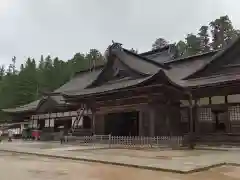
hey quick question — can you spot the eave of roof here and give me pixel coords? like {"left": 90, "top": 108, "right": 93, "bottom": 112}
{"left": 139, "top": 45, "right": 170, "bottom": 56}
{"left": 123, "top": 48, "right": 171, "bottom": 70}
{"left": 165, "top": 50, "right": 219, "bottom": 65}
{"left": 73, "top": 64, "right": 105, "bottom": 77}
{"left": 184, "top": 37, "right": 240, "bottom": 79}
{"left": 62, "top": 68, "right": 185, "bottom": 98}
{"left": 2, "top": 100, "right": 40, "bottom": 114}
{"left": 2, "top": 67, "right": 104, "bottom": 114}
{"left": 181, "top": 71, "right": 240, "bottom": 87}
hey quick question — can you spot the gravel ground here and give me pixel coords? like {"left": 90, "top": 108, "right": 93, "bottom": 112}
{"left": 0, "top": 152, "right": 239, "bottom": 180}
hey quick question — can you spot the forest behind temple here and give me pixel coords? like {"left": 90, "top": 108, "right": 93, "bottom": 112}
{"left": 0, "top": 15, "right": 239, "bottom": 121}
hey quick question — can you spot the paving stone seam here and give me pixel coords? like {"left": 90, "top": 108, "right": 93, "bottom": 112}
{"left": 0, "top": 149, "right": 233, "bottom": 174}
{"left": 195, "top": 148, "right": 230, "bottom": 152}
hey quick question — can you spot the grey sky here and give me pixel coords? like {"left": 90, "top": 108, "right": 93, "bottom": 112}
{"left": 0, "top": 0, "right": 238, "bottom": 67}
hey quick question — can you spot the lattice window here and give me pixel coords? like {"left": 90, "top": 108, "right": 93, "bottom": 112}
{"left": 229, "top": 105, "right": 240, "bottom": 121}
{"left": 180, "top": 109, "right": 189, "bottom": 122}
{"left": 198, "top": 108, "right": 213, "bottom": 121}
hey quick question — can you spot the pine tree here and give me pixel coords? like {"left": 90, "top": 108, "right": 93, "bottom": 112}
{"left": 152, "top": 38, "right": 169, "bottom": 50}
{"left": 210, "top": 15, "right": 239, "bottom": 50}
{"left": 185, "top": 34, "right": 201, "bottom": 56}
{"left": 198, "top": 25, "right": 210, "bottom": 52}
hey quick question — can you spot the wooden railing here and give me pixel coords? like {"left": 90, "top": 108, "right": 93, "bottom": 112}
{"left": 66, "top": 135, "right": 183, "bottom": 148}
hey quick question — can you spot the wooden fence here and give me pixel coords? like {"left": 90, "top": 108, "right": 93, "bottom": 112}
{"left": 66, "top": 135, "right": 183, "bottom": 149}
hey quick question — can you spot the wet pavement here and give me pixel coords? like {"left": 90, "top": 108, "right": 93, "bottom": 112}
{"left": 0, "top": 152, "right": 240, "bottom": 180}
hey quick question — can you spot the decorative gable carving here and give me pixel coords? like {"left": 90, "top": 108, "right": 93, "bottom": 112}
{"left": 91, "top": 58, "right": 144, "bottom": 87}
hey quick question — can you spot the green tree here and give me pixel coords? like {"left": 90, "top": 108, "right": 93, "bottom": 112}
{"left": 198, "top": 25, "right": 210, "bottom": 53}
{"left": 152, "top": 38, "right": 169, "bottom": 50}
{"left": 185, "top": 34, "right": 201, "bottom": 56}
{"left": 0, "top": 65, "right": 5, "bottom": 80}
{"left": 86, "top": 49, "right": 104, "bottom": 70}
{"left": 174, "top": 41, "right": 188, "bottom": 57}
{"left": 14, "top": 58, "right": 38, "bottom": 105}
{"left": 210, "top": 15, "right": 239, "bottom": 50}
{"left": 129, "top": 48, "right": 138, "bottom": 54}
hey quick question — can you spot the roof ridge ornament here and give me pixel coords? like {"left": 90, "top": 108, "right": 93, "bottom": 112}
{"left": 111, "top": 40, "right": 123, "bottom": 49}
{"left": 104, "top": 41, "right": 123, "bottom": 61}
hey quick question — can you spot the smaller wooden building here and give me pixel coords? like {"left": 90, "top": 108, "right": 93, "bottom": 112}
{"left": 2, "top": 67, "right": 103, "bottom": 139}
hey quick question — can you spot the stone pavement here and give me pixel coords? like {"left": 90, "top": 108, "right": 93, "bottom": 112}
{"left": 1, "top": 140, "right": 240, "bottom": 174}
{"left": 2, "top": 151, "right": 240, "bottom": 180}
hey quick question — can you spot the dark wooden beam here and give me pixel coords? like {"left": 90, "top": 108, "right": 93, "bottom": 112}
{"left": 65, "top": 84, "right": 164, "bottom": 102}
{"left": 225, "top": 96, "right": 228, "bottom": 104}
{"left": 96, "top": 93, "right": 162, "bottom": 103}
{"left": 96, "top": 103, "right": 147, "bottom": 113}
{"left": 65, "top": 82, "right": 186, "bottom": 103}
{"left": 191, "top": 82, "right": 240, "bottom": 98}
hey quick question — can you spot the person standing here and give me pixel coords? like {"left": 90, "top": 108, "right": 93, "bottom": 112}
{"left": 60, "top": 129, "right": 65, "bottom": 144}
{"left": 22, "top": 128, "right": 27, "bottom": 140}
{"left": 0, "top": 130, "right": 3, "bottom": 142}
{"left": 8, "top": 129, "right": 13, "bottom": 142}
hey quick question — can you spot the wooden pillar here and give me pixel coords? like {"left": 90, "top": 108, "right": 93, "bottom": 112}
{"left": 91, "top": 109, "right": 96, "bottom": 135}
{"left": 149, "top": 108, "right": 155, "bottom": 137}
{"left": 138, "top": 110, "right": 143, "bottom": 136}
{"left": 194, "top": 99, "right": 199, "bottom": 135}
{"left": 166, "top": 101, "right": 171, "bottom": 136}
{"left": 225, "top": 95, "right": 231, "bottom": 133}
{"left": 188, "top": 93, "right": 195, "bottom": 149}
{"left": 138, "top": 107, "right": 150, "bottom": 136}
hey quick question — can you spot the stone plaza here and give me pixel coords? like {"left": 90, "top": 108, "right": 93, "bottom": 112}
{"left": 1, "top": 140, "right": 240, "bottom": 179}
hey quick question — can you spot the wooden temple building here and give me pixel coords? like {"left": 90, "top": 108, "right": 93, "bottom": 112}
{"left": 4, "top": 37, "right": 240, "bottom": 143}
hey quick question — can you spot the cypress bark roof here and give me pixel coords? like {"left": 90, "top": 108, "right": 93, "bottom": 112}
{"left": 5, "top": 37, "right": 240, "bottom": 114}
{"left": 2, "top": 100, "right": 41, "bottom": 113}
{"left": 62, "top": 43, "right": 182, "bottom": 98}
{"left": 2, "top": 68, "right": 102, "bottom": 113}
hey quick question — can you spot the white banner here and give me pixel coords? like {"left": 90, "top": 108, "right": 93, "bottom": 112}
{"left": 31, "top": 109, "right": 92, "bottom": 120}
{"left": 45, "top": 119, "right": 49, "bottom": 127}
{"left": 50, "top": 119, "right": 54, "bottom": 127}
{"left": 33, "top": 120, "right": 38, "bottom": 128}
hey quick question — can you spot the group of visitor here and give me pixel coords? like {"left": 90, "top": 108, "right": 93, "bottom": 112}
{"left": 0, "top": 129, "right": 13, "bottom": 142}
{"left": 22, "top": 128, "right": 40, "bottom": 140}
{"left": 0, "top": 128, "right": 36, "bottom": 142}
{"left": 60, "top": 128, "right": 70, "bottom": 144}
{"left": 0, "top": 127, "right": 69, "bottom": 143}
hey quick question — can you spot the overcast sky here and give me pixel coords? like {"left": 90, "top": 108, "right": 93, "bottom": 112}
{"left": 0, "top": 0, "right": 239, "bottom": 67}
